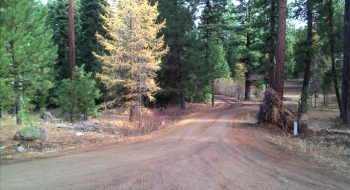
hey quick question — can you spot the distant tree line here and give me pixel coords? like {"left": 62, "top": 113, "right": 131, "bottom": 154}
{"left": 1, "top": 0, "right": 349, "bottom": 124}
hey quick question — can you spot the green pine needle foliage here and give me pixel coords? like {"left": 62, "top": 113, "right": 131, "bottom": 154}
{"left": 300, "top": 87, "right": 312, "bottom": 113}
{"left": 0, "top": 80, "right": 15, "bottom": 113}
{"left": 53, "top": 65, "right": 101, "bottom": 123}
{"left": 0, "top": 0, "right": 57, "bottom": 124}
{"left": 19, "top": 126, "right": 41, "bottom": 140}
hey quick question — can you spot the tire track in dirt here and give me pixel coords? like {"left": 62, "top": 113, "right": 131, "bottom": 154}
{"left": 1, "top": 104, "right": 349, "bottom": 190}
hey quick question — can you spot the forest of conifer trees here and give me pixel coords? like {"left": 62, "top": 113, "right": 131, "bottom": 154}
{"left": 0, "top": 0, "right": 349, "bottom": 124}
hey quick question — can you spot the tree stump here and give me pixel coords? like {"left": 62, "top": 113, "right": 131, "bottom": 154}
{"left": 257, "top": 89, "right": 307, "bottom": 133}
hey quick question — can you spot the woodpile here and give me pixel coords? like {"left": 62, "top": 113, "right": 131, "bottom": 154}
{"left": 257, "top": 89, "right": 307, "bottom": 133}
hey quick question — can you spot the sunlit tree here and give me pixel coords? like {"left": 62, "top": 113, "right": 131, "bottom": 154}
{"left": 94, "top": 0, "right": 168, "bottom": 122}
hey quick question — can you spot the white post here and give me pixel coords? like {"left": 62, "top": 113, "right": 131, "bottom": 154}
{"left": 294, "top": 121, "right": 298, "bottom": 135}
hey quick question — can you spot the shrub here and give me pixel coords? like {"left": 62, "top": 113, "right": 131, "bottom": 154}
{"left": 203, "top": 85, "right": 212, "bottom": 103}
{"left": 15, "top": 125, "right": 46, "bottom": 141}
{"left": 53, "top": 65, "right": 101, "bottom": 123}
{"left": 19, "top": 126, "right": 40, "bottom": 139}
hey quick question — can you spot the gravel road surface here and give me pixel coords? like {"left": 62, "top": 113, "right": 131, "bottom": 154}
{"left": 1, "top": 106, "right": 349, "bottom": 190}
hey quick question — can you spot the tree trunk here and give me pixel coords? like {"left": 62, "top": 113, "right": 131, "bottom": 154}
{"left": 257, "top": 89, "right": 308, "bottom": 133}
{"left": 269, "top": 0, "right": 276, "bottom": 88}
{"left": 341, "top": 0, "right": 350, "bottom": 123}
{"left": 83, "top": 108, "right": 88, "bottom": 121}
{"left": 129, "top": 107, "right": 135, "bottom": 122}
{"left": 180, "top": 90, "right": 186, "bottom": 109}
{"left": 275, "top": 0, "right": 287, "bottom": 100}
{"left": 15, "top": 74, "right": 22, "bottom": 125}
{"left": 245, "top": 30, "right": 251, "bottom": 100}
{"left": 176, "top": 26, "right": 186, "bottom": 110}
{"left": 69, "top": 0, "right": 75, "bottom": 80}
{"left": 328, "top": 0, "right": 343, "bottom": 117}
{"left": 301, "top": 1, "right": 312, "bottom": 113}
{"left": 10, "top": 40, "right": 22, "bottom": 125}
{"left": 244, "top": 71, "right": 251, "bottom": 100}
{"left": 69, "top": 110, "right": 73, "bottom": 123}
{"left": 211, "top": 79, "right": 215, "bottom": 106}
{"left": 269, "top": 65, "right": 275, "bottom": 89}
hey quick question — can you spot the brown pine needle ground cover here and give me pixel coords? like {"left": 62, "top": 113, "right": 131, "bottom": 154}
{"left": 1, "top": 79, "right": 349, "bottom": 173}
{"left": 238, "top": 79, "right": 350, "bottom": 173}
{"left": 237, "top": 109, "right": 350, "bottom": 173}
{"left": 0, "top": 102, "right": 225, "bottom": 165}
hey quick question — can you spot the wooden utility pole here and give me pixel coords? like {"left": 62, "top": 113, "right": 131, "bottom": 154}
{"left": 275, "top": 0, "right": 287, "bottom": 99}
{"left": 69, "top": 0, "right": 75, "bottom": 80}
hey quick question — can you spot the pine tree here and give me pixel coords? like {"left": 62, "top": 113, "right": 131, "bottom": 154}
{"left": 46, "top": 0, "right": 81, "bottom": 80}
{"left": 0, "top": 0, "right": 57, "bottom": 124}
{"left": 268, "top": 0, "right": 278, "bottom": 87}
{"left": 153, "top": 0, "right": 199, "bottom": 109}
{"left": 302, "top": 0, "right": 315, "bottom": 113}
{"left": 232, "top": 0, "right": 263, "bottom": 100}
{"left": 275, "top": 0, "right": 287, "bottom": 99}
{"left": 316, "top": 0, "right": 344, "bottom": 115}
{"left": 54, "top": 65, "right": 101, "bottom": 123}
{"left": 198, "top": 0, "right": 230, "bottom": 41}
{"left": 94, "top": 0, "right": 168, "bottom": 122}
{"left": 68, "top": 0, "right": 76, "bottom": 79}
{"left": 206, "top": 37, "right": 231, "bottom": 106}
{"left": 341, "top": 0, "right": 350, "bottom": 123}
{"left": 198, "top": 0, "right": 233, "bottom": 104}
{"left": 249, "top": 0, "right": 278, "bottom": 88}
{"left": 0, "top": 75, "right": 14, "bottom": 118}
{"left": 76, "top": 0, "right": 109, "bottom": 75}
{"left": 0, "top": 32, "right": 15, "bottom": 117}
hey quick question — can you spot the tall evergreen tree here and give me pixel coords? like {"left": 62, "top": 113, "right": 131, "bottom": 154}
{"left": 198, "top": 0, "right": 230, "bottom": 41}
{"left": 268, "top": 0, "right": 278, "bottom": 87}
{"left": 76, "top": 0, "right": 109, "bottom": 75}
{"left": 292, "top": 0, "right": 315, "bottom": 112}
{"left": 153, "top": 0, "right": 199, "bottom": 109}
{"left": 198, "top": 0, "right": 233, "bottom": 104}
{"left": 302, "top": 0, "right": 314, "bottom": 105}
{"left": 94, "top": 0, "right": 168, "bottom": 122}
{"left": 232, "top": 0, "right": 262, "bottom": 100}
{"left": 0, "top": 0, "right": 57, "bottom": 124}
{"left": 46, "top": 0, "right": 70, "bottom": 79}
{"left": 207, "top": 37, "right": 231, "bottom": 106}
{"left": 341, "top": 0, "right": 350, "bottom": 123}
{"left": 252, "top": 0, "right": 278, "bottom": 88}
{"left": 0, "top": 44, "right": 15, "bottom": 117}
{"left": 275, "top": 0, "right": 287, "bottom": 99}
{"left": 54, "top": 65, "right": 101, "bottom": 123}
{"left": 317, "top": 0, "right": 344, "bottom": 115}
{"left": 68, "top": 0, "right": 76, "bottom": 79}
{"left": 46, "top": 0, "right": 81, "bottom": 80}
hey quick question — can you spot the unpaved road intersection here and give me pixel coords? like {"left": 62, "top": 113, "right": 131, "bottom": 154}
{"left": 1, "top": 105, "right": 349, "bottom": 189}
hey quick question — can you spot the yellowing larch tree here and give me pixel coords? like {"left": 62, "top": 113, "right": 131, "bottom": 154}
{"left": 94, "top": 0, "right": 168, "bottom": 122}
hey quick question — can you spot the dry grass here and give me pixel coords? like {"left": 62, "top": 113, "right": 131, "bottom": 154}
{"left": 239, "top": 108, "right": 350, "bottom": 172}
{"left": 97, "top": 104, "right": 208, "bottom": 137}
{"left": 0, "top": 115, "right": 123, "bottom": 163}
{"left": 0, "top": 103, "right": 214, "bottom": 164}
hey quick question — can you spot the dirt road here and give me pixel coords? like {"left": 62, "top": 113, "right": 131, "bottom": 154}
{"left": 1, "top": 105, "right": 349, "bottom": 190}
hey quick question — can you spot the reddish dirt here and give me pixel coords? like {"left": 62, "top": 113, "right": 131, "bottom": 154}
{"left": 1, "top": 97, "right": 349, "bottom": 189}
